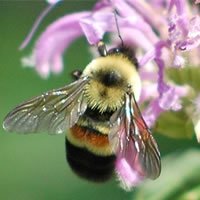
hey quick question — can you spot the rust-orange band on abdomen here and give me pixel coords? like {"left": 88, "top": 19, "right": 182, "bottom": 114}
{"left": 70, "top": 125, "right": 110, "bottom": 147}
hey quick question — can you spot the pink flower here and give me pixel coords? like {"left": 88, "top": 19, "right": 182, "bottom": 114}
{"left": 19, "top": 0, "right": 200, "bottom": 190}
{"left": 195, "top": 0, "right": 200, "bottom": 4}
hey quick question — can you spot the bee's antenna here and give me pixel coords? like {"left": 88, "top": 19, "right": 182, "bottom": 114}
{"left": 114, "top": 10, "right": 124, "bottom": 47}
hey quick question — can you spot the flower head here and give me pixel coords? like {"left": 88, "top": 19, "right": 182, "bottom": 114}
{"left": 20, "top": 0, "right": 200, "bottom": 190}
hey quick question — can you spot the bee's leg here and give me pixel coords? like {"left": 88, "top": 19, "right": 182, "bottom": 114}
{"left": 71, "top": 70, "right": 83, "bottom": 80}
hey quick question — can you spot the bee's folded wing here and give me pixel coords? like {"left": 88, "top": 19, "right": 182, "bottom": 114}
{"left": 3, "top": 77, "right": 89, "bottom": 134}
{"left": 109, "top": 92, "right": 161, "bottom": 181}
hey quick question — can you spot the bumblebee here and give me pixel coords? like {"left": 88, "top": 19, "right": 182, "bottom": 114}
{"left": 3, "top": 41, "right": 161, "bottom": 184}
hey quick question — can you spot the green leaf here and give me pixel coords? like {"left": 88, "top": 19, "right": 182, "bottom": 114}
{"left": 177, "top": 185, "right": 200, "bottom": 200}
{"left": 168, "top": 67, "right": 200, "bottom": 92}
{"left": 134, "top": 149, "right": 200, "bottom": 200}
{"left": 154, "top": 109, "right": 194, "bottom": 139}
{"left": 154, "top": 66, "right": 200, "bottom": 139}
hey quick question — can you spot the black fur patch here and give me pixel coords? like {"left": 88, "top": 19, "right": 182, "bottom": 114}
{"left": 65, "top": 139, "right": 116, "bottom": 182}
{"left": 96, "top": 70, "right": 124, "bottom": 87}
{"left": 108, "top": 45, "right": 138, "bottom": 69}
{"left": 83, "top": 107, "right": 114, "bottom": 121}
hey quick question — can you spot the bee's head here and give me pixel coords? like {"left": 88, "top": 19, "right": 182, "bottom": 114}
{"left": 83, "top": 41, "right": 140, "bottom": 90}
{"left": 82, "top": 42, "right": 141, "bottom": 112}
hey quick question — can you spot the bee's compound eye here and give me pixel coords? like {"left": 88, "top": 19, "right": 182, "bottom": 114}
{"left": 108, "top": 48, "right": 121, "bottom": 54}
{"left": 115, "top": 48, "right": 120, "bottom": 53}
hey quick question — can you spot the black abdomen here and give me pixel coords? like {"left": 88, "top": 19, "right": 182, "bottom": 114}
{"left": 65, "top": 139, "right": 116, "bottom": 182}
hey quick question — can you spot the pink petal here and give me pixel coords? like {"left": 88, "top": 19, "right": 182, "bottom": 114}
{"left": 20, "top": 4, "right": 56, "bottom": 50}
{"left": 119, "top": 17, "right": 158, "bottom": 47}
{"left": 139, "top": 83, "right": 158, "bottom": 104}
{"left": 116, "top": 157, "right": 143, "bottom": 191}
{"left": 168, "top": 0, "right": 189, "bottom": 37}
{"left": 80, "top": 7, "right": 158, "bottom": 48}
{"left": 143, "top": 99, "right": 163, "bottom": 127}
{"left": 92, "top": 0, "right": 112, "bottom": 11}
{"left": 143, "top": 85, "right": 188, "bottom": 127}
{"left": 139, "top": 48, "right": 155, "bottom": 67}
{"left": 111, "top": 0, "right": 140, "bottom": 17}
{"left": 112, "top": 0, "right": 159, "bottom": 43}
{"left": 50, "top": 54, "right": 63, "bottom": 74}
{"left": 195, "top": 0, "right": 200, "bottom": 4}
{"left": 80, "top": 0, "right": 158, "bottom": 48}
{"left": 168, "top": 0, "right": 187, "bottom": 16}
{"left": 107, "top": 0, "right": 159, "bottom": 44}
{"left": 128, "top": 0, "right": 167, "bottom": 34}
{"left": 34, "top": 12, "right": 90, "bottom": 78}
{"left": 114, "top": 127, "right": 144, "bottom": 190}
{"left": 159, "top": 86, "right": 189, "bottom": 111}
{"left": 80, "top": 11, "right": 114, "bottom": 45}
{"left": 159, "top": 87, "right": 181, "bottom": 111}
{"left": 154, "top": 41, "right": 170, "bottom": 96}
{"left": 119, "top": 28, "right": 154, "bottom": 51}
{"left": 176, "top": 17, "right": 200, "bottom": 51}
{"left": 172, "top": 53, "right": 185, "bottom": 68}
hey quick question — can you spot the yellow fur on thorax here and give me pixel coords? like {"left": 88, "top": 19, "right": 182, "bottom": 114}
{"left": 82, "top": 54, "right": 141, "bottom": 112}
{"left": 84, "top": 81, "right": 124, "bottom": 112}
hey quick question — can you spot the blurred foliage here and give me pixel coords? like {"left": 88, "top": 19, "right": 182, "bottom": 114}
{"left": 155, "top": 109, "right": 194, "bottom": 139}
{"left": 178, "top": 185, "right": 200, "bottom": 200}
{"left": 0, "top": 1, "right": 200, "bottom": 200}
{"left": 168, "top": 67, "right": 200, "bottom": 92}
{"left": 135, "top": 149, "right": 200, "bottom": 200}
{"left": 155, "top": 66, "right": 200, "bottom": 140}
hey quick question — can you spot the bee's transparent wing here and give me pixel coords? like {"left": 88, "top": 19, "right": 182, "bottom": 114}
{"left": 109, "top": 93, "right": 161, "bottom": 180}
{"left": 3, "top": 77, "right": 89, "bottom": 134}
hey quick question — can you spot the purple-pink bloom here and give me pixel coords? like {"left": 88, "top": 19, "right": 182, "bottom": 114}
{"left": 116, "top": 155, "right": 144, "bottom": 191}
{"left": 143, "top": 99, "right": 163, "bottom": 128}
{"left": 80, "top": 11, "right": 114, "bottom": 45}
{"left": 109, "top": 117, "right": 145, "bottom": 191}
{"left": 34, "top": 12, "right": 90, "bottom": 78}
{"left": 20, "top": 0, "right": 200, "bottom": 189}
{"left": 22, "top": 12, "right": 90, "bottom": 78}
{"left": 20, "top": 0, "right": 62, "bottom": 50}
